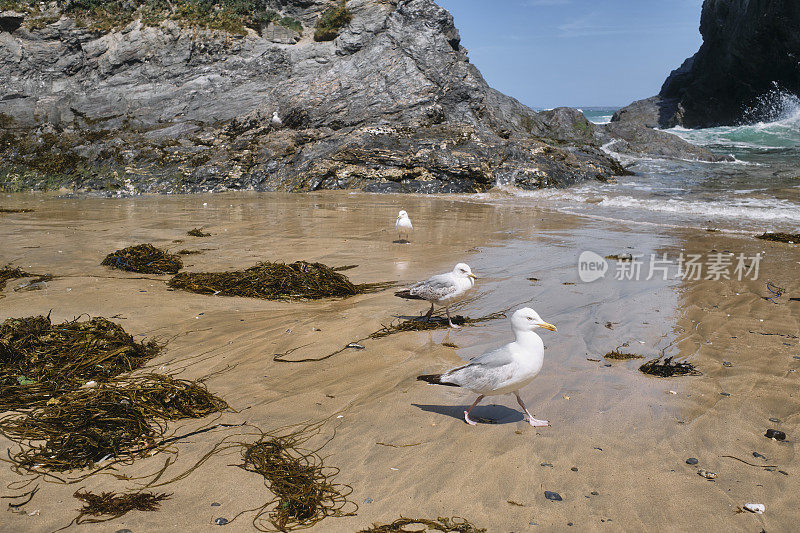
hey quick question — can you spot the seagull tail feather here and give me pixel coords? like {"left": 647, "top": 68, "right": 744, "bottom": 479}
{"left": 395, "top": 289, "right": 424, "bottom": 300}
{"left": 417, "top": 374, "right": 460, "bottom": 387}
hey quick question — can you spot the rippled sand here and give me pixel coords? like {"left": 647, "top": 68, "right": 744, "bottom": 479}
{"left": 0, "top": 191, "right": 797, "bottom": 531}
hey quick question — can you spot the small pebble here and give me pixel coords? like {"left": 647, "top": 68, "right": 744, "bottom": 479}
{"left": 347, "top": 343, "right": 366, "bottom": 350}
{"left": 571, "top": 467, "right": 578, "bottom": 472}
{"left": 591, "top": 491, "right": 599, "bottom": 496}
{"left": 211, "top": 502, "right": 221, "bottom": 507}
{"left": 540, "top": 462, "right": 553, "bottom": 467}
{"left": 722, "top": 361, "right": 732, "bottom": 367}
{"left": 567, "top": 523, "right": 573, "bottom": 526}
{"left": 214, "top": 517, "right": 228, "bottom": 525}
{"left": 769, "top": 417, "right": 780, "bottom": 423}
{"left": 686, "top": 458, "right": 699, "bottom": 465}
{"left": 765, "top": 429, "right": 786, "bottom": 441}
{"left": 720, "top": 392, "right": 730, "bottom": 397}
{"left": 363, "top": 498, "right": 373, "bottom": 504}
{"left": 743, "top": 503, "right": 765, "bottom": 514}
{"left": 544, "top": 491, "right": 562, "bottom": 501}
{"left": 698, "top": 470, "right": 716, "bottom": 480}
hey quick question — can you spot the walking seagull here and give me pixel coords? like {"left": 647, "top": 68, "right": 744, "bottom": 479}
{"left": 395, "top": 210, "right": 413, "bottom": 242}
{"left": 417, "top": 307, "right": 556, "bottom": 426}
{"left": 395, "top": 263, "right": 476, "bottom": 328}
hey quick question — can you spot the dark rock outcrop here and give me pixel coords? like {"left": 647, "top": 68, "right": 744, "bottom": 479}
{"left": 614, "top": 0, "right": 800, "bottom": 128}
{"left": 0, "top": 0, "right": 629, "bottom": 194}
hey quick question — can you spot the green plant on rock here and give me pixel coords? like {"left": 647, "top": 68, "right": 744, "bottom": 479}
{"left": 314, "top": 0, "right": 351, "bottom": 42}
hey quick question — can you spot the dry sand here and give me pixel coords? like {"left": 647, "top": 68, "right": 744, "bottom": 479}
{"left": 0, "top": 191, "right": 798, "bottom": 532}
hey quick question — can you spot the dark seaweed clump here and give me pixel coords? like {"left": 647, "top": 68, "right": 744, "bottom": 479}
{"left": 756, "top": 232, "right": 800, "bottom": 244}
{"left": 237, "top": 425, "right": 356, "bottom": 531}
{"left": 102, "top": 244, "right": 183, "bottom": 274}
{"left": 169, "top": 261, "right": 393, "bottom": 300}
{"left": 187, "top": 228, "right": 211, "bottom": 237}
{"left": 0, "top": 207, "right": 34, "bottom": 213}
{"left": 0, "top": 266, "right": 32, "bottom": 292}
{"left": 0, "top": 374, "right": 227, "bottom": 472}
{"left": 639, "top": 357, "right": 701, "bottom": 377}
{"left": 359, "top": 517, "right": 487, "bottom": 533}
{"left": 0, "top": 314, "right": 160, "bottom": 410}
{"left": 369, "top": 312, "right": 506, "bottom": 339}
{"left": 73, "top": 490, "right": 171, "bottom": 524}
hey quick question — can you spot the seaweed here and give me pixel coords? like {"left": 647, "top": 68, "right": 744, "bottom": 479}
{"left": 639, "top": 356, "right": 700, "bottom": 377}
{"left": 0, "top": 374, "right": 227, "bottom": 472}
{"left": 73, "top": 490, "right": 171, "bottom": 523}
{"left": 369, "top": 311, "right": 506, "bottom": 339}
{"left": 177, "top": 249, "right": 202, "bottom": 255}
{"left": 0, "top": 266, "right": 32, "bottom": 292}
{"left": 235, "top": 424, "right": 357, "bottom": 531}
{"left": 169, "top": 261, "right": 394, "bottom": 301}
{"left": 0, "top": 207, "right": 34, "bottom": 213}
{"left": 604, "top": 350, "right": 644, "bottom": 360}
{"left": 605, "top": 254, "right": 633, "bottom": 261}
{"left": 756, "top": 232, "right": 800, "bottom": 244}
{"left": 0, "top": 314, "right": 161, "bottom": 410}
{"left": 101, "top": 244, "right": 183, "bottom": 275}
{"left": 187, "top": 228, "right": 211, "bottom": 237}
{"left": 359, "top": 517, "right": 487, "bottom": 533}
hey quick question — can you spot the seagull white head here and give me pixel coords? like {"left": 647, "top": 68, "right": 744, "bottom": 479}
{"left": 511, "top": 307, "right": 557, "bottom": 332}
{"left": 397, "top": 210, "right": 408, "bottom": 220}
{"left": 453, "top": 263, "right": 477, "bottom": 280}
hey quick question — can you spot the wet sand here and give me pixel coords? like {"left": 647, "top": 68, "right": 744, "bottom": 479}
{"left": 0, "top": 191, "right": 798, "bottom": 531}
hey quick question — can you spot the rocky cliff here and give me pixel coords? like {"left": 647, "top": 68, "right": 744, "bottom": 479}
{"left": 614, "top": 0, "right": 800, "bottom": 129}
{"left": 0, "top": 0, "right": 637, "bottom": 194}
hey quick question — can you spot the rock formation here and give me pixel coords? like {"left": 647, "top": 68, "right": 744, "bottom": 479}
{"left": 614, "top": 0, "right": 800, "bottom": 128}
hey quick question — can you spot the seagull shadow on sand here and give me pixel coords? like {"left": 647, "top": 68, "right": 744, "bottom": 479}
{"left": 412, "top": 403, "right": 525, "bottom": 425}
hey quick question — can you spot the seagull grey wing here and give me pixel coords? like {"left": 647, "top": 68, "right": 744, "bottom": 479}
{"left": 441, "top": 346, "right": 516, "bottom": 390}
{"left": 409, "top": 274, "right": 458, "bottom": 300}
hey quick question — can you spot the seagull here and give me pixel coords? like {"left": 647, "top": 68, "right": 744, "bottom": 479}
{"left": 395, "top": 263, "right": 476, "bottom": 327}
{"left": 271, "top": 111, "right": 282, "bottom": 128}
{"left": 395, "top": 210, "right": 413, "bottom": 241}
{"left": 417, "top": 307, "right": 556, "bottom": 426}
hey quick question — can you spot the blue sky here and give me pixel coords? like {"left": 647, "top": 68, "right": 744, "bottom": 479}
{"left": 437, "top": 0, "right": 705, "bottom": 108}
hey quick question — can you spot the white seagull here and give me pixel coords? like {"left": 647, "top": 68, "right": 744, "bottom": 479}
{"left": 395, "top": 263, "right": 477, "bottom": 327}
{"left": 271, "top": 111, "right": 282, "bottom": 128}
{"left": 417, "top": 307, "right": 556, "bottom": 426}
{"left": 395, "top": 210, "right": 413, "bottom": 241}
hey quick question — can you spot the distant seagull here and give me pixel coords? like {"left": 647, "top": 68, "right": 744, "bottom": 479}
{"left": 395, "top": 210, "right": 413, "bottom": 241}
{"left": 395, "top": 263, "right": 476, "bottom": 327}
{"left": 271, "top": 111, "right": 282, "bottom": 128}
{"left": 418, "top": 307, "right": 556, "bottom": 426}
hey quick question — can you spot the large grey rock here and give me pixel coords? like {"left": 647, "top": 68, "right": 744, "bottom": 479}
{"left": 0, "top": 0, "right": 630, "bottom": 193}
{"left": 615, "top": 0, "right": 800, "bottom": 128}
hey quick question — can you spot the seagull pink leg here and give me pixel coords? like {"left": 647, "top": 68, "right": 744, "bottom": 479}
{"left": 446, "top": 307, "right": 461, "bottom": 329}
{"left": 514, "top": 391, "right": 549, "bottom": 427}
{"left": 464, "top": 395, "right": 484, "bottom": 425}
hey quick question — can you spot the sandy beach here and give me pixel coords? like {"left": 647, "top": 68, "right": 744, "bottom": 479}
{"left": 1, "top": 191, "right": 798, "bottom": 532}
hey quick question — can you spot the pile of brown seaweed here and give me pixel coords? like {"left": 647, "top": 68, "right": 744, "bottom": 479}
{"left": 187, "top": 228, "right": 211, "bottom": 237}
{"left": 101, "top": 244, "right": 183, "bottom": 275}
{"left": 756, "top": 232, "right": 800, "bottom": 244}
{"left": 369, "top": 311, "right": 507, "bottom": 339}
{"left": 235, "top": 424, "right": 357, "bottom": 531}
{"left": 1, "top": 266, "right": 32, "bottom": 292}
{"left": 0, "top": 374, "right": 227, "bottom": 472}
{"left": 359, "top": 517, "right": 487, "bottom": 533}
{"left": 169, "top": 261, "right": 393, "bottom": 300}
{"left": 0, "top": 208, "right": 34, "bottom": 213}
{"left": 72, "top": 490, "right": 171, "bottom": 524}
{"left": 0, "top": 314, "right": 161, "bottom": 410}
{"left": 639, "top": 357, "right": 701, "bottom": 377}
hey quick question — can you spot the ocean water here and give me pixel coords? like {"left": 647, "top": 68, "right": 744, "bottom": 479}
{"left": 514, "top": 98, "right": 800, "bottom": 233}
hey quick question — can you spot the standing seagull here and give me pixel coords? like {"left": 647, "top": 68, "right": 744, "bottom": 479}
{"left": 271, "top": 111, "right": 282, "bottom": 128}
{"left": 417, "top": 307, "right": 556, "bottom": 426}
{"left": 395, "top": 263, "right": 476, "bottom": 328}
{"left": 395, "top": 210, "right": 413, "bottom": 242}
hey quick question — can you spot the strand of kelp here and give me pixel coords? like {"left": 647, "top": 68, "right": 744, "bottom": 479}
{"left": 0, "top": 374, "right": 228, "bottom": 475}
{"left": 0, "top": 266, "right": 50, "bottom": 296}
{"left": 139, "top": 420, "right": 358, "bottom": 532}
{"left": 359, "top": 516, "right": 487, "bottom": 533}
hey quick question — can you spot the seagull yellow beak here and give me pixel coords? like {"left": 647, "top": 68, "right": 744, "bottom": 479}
{"left": 468, "top": 273, "right": 477, "bottom": 280}
{"left": 539, "top": 322, "right": 557, "bottom": 332}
